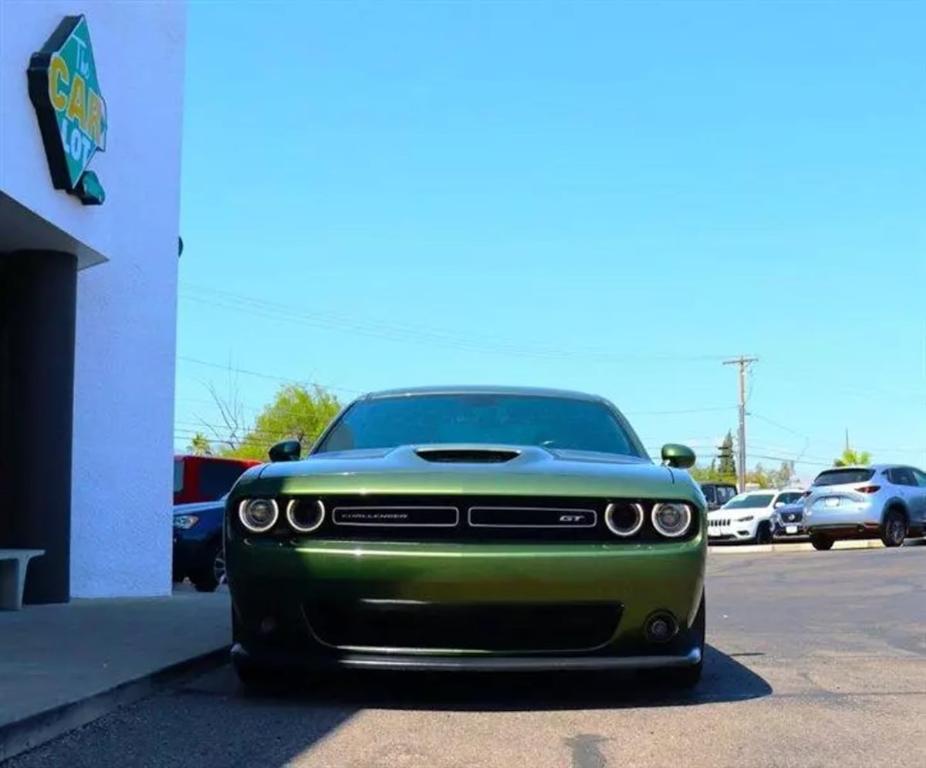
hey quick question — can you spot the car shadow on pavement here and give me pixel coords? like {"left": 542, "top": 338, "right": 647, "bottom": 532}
{"left": 261, "top": 644, "right": 771, "bottom": 712}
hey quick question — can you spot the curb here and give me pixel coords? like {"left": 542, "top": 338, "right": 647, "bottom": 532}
{"left": 0, "top": 646, "right": 229, "bottom": 763}
{"left": 709, "top": 539, "right": 898, "bottom": 555}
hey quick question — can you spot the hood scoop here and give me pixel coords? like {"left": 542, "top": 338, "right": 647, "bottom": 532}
{"left": 414, "top": 447, "right": 521, "bottom": 464}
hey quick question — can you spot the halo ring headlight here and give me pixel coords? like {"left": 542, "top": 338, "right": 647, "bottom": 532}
{"left": 651, "top": 502, "right": 692, "bottom": 538}
{"left": 238, "top": 498, "right": 279, "bottom": 533}
{"left": 286, "top": 499, "right": 326, "bottom": 533}
{"left": 604, "top": 502, "right": 645, "bottom": 537}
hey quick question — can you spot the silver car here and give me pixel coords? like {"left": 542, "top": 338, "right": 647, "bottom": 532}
{"left": 804, "top": 465, "right": 926, "bottom": 550}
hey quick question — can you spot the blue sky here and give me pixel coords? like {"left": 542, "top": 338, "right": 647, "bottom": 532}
{"left": 176, "top": 0, "right": 924, "bottom": 478}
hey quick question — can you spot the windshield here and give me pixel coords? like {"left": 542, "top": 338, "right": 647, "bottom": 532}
{"left": 813, "top": 469, "right": 874, "bottom": 486}
{"left": 315, "top": 394, "right": 643, "bottom": 456}
{"left": 723, "top": 493, "right": 774, "bottom": 510}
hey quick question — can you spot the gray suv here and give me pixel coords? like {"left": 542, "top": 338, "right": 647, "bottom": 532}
{"left": 804, "top": 465, "right": 926, "bottom": 550}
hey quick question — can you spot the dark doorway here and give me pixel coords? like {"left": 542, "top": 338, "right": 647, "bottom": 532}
{"left": 0, "top": 250, "right": 77, "bottom": 603}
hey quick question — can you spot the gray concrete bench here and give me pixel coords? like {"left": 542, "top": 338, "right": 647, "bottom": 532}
{"left": 0, "top": 549, "right": 44, "bottom": 610}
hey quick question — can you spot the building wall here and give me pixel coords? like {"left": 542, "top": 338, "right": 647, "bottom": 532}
{"left": 0, "top": 1, "right": 187, "bottom": 597}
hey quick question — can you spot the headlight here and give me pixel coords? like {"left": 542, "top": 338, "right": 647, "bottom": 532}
{"left": 604, "top": 502, "right": 645, "bottom": 537}
{"left": 736, "top": 515, "right": 755, "bottom": 522}
{"left": 238, "top": 498, "right": 279, "bottom": 533}
{"left": 286, "top": 499, "right": 326, "bottom": 533}
{"left": 173, "top": 514, "right": 199, "bottom": 530}
{"left": 651, "top": 502, "right": 692, "bottom": 538}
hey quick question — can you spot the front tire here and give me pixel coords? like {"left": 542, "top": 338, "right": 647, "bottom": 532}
{"left": 191, "top": 541, "right": 224, "bottom": 593}
{"left": 232, "top": 653, "right": 293, "bottom": 694}
{"left": 754, "top": 522, "right": 772, "bottom": 545}
{"left": 677, "top": 594, "right": 706, "bottom": 688}
{"left": 881, "top": 509, "right": 907, "bottom": 548}
{"left": 810, "top": 533, "right": 834, "bottom": 551}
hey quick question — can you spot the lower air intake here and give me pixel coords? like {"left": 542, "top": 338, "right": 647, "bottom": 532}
{"left": 305, "top": 601, "right": 623, "bottom": 652}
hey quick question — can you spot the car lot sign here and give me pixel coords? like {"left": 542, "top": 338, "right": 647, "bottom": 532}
{"left": 27, "top": 15, "right": 107, "bottom": 205}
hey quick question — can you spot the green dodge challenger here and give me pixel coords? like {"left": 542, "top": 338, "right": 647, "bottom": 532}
{"left": 226, "top": 386, "right": 706, "bottom": 688}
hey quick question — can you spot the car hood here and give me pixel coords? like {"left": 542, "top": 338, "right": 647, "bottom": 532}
{"left": 708, "top": 505, "right": 771, "bottom": 519}
{"left": 242, "top": 444, "right": 693, "bottom": 500}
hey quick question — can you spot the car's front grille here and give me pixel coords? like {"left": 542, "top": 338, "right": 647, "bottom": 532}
{"left": 331, "top": 506, "right": 460, "bottom": 527}
{"left": 304, "top": 600, "right": 623, "bottom": 652}
{"left": 273, "top": 495, "right": 700, "bottom": 543}
{"left": 781, "top": 511, "right": 803, "bottom": 523}
{"left": 709, "top": 518, "right": 731, "bottom": 527}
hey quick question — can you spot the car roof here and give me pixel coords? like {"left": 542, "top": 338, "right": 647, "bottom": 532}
{"left": 363, "top": 385, "right": 607, "bottom": 403}
{"left": 736, "top": 488, "right": 799, "bottom": 496}
{"left": 815, "top": 465, "right": 895, "bottom": 473}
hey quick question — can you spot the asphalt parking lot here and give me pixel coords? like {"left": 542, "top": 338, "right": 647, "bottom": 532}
{"left": 5, "top": 547, "right": 925, "bottom": 768}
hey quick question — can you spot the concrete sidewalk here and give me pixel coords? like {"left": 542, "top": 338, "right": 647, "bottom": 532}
{"left": 0, "top": 587, "right": 230, "bottom": 762}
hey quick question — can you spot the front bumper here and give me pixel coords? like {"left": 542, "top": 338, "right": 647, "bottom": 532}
{"left": 707, "top": 521, "right": 756, "bottom": 542}
{"left": 227, "top": 535, "right": 705, "bottom": 671}
{"left": 231, "top": 642, "right": 702, "bottom": 672}
{"left": 772, "top": 520, "right": 806, "bottom": 538}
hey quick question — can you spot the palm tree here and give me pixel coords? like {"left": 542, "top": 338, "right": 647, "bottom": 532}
{"left": 833, "top": 448, "right": 871, "bottom": 467}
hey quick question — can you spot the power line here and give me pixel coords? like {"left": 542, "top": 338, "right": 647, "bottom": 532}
{"left": 179, "top": 283, "right": 733, "bottom": 365}
{"left": 625, "top": 405, "right": 735, "bottom": 416}
{"left": 177, "top": 355, "right": 363, "bottom": 393}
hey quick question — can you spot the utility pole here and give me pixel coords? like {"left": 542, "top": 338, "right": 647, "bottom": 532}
{"left": 723, "top": 356, "right": 758, "bottom": 493}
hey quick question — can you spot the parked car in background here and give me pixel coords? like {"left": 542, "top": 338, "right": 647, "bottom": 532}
{"left": 708, "top": 488, "right": 805, "bottom": 544}
{"left": 804, "top": 465, "right": 926, "bottom": 550}
{"left": 771, "top": 498, "right": 807, "bottom": 539}
{"left": 173, "top": 496, "right": 227, "bottom": 592}
{"left": 174, "top": 455, "right": 260, "bottom": 505}
{"left": 700, "top": 482, "right": 738, "bottom": 511}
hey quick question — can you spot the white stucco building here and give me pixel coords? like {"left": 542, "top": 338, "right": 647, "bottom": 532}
{"left": 0, "top": 0, "right": 186, "bottom": 601}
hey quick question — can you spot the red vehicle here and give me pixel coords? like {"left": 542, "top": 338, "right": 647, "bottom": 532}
{"left": 173, "top": 455, "right": 261, "bottom": 505}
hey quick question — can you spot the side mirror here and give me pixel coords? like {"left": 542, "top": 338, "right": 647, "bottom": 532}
{"left": 268, "top": 439, "right": 301, "bottom": 463}
{"left": 661, "top": 443, "right": 696, "bottom": 469}
{"left": 774, "top": 501, "right": 785, "bottom": 508}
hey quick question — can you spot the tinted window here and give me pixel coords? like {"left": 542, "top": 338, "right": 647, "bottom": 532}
{"left": 701, "top": 486, "right": 716, "bottom": 504}
{"left": 198, "top": 462, "right": 248, "bottom": 500}
{"left": 813, "top": 469, "right": 874, "bottom": 486}
{"left": 724, "top": 494, "right": 774, "bottom": 509}
{"left": 775, "top": 492, "right": 803, "bottom": 505}
{"left": 316, "top": 394, "right": 642, "bottom": 456}
{"left": 913, "top": 469, "right": 926, "bottom": 488}
{"left": 173, "top": 459, "right": 184, "bottom": 493}
{"left": 716, "top": 486, "right": 736, "bottom": 504}
{"left": 890, "top": 467, "right": 916, "bottom": 487}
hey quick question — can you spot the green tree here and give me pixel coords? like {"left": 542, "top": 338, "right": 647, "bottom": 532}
{"left": 221, "top": 384, "right": 341, "bottom": 461}
{"left": 717, "top": 431, "right": 736, "bottom": 478}
{"left": 187, "top": 432, "right": 213, "bottom": 456}
{"left": 834, "top": 448, "right": 871, "bottom": 467}
{"left": 768, "top": 460, "right": 795, "bottom": 488}
{"left": 691, "top": 459, "right": 794, "bottom": 490}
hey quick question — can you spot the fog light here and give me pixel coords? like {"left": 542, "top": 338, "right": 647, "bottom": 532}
{"left": 645, "top": 612, "right": 678, "bottom": 643}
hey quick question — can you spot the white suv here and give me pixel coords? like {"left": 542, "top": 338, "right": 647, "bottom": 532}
{"left": 804, "top": 465, "right": 926, "bottom": 550}
{"left": 707, "top": 489, "right": 805, "bottom": 544}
